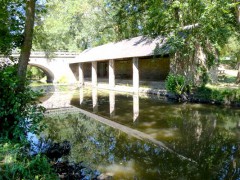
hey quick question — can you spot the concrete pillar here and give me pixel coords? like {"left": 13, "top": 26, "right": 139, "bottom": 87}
{"left": 109, "top": 59, "right": 115, "bottom": 89}
{"left": 92, "top": 61, "right": 97, "bottom": 87}
{"left": 133, "top": 57, "right": 139, "bottom": 92}
{"left": 79, "top": 63, "right": 84, "bottom": 86}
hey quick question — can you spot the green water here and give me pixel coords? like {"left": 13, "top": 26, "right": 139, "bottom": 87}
{"left": 43, "top": 87, "right": 240, "bottom": 179}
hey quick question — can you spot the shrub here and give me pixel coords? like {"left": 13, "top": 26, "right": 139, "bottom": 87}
{"left": 0, "top": 63, "right": 45, "bottom": 139}
{"left": 195, "top": 86, "right": 240, "bottom": 104}
{"left": 165, "top": 74, "right": 191, "bottom": 95}
{"left": 0, "top": 138, "right": 57, "bottom": 180}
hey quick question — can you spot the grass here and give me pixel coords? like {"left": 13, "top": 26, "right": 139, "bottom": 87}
{"left": 194, "top": 84, "right": 240, "bottom": 105}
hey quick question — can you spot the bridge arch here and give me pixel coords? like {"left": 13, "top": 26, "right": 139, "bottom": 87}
{"left": 28, "top": 63, "right": 54, "bottom": 83}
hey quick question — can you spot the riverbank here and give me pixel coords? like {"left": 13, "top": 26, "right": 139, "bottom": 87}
{"left": 32, "top": 81, "right": 240, "bottom": 108}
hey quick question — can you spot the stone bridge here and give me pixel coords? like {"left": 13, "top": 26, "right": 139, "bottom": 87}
{"left": 1, "top": 51, "right": 79, "bottom": 83}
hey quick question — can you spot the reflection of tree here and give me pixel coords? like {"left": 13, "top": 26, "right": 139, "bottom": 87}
{"left": 42, "top": 104, "right": 240, "bottom": 179}
{"left": 166, "top": 107, "right": 240, "bottom": 179}
{"left": 43, "top": 112, "right": 200, "bottom": 179}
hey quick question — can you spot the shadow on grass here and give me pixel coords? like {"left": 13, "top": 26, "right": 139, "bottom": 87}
{"left": 218, "top": 75, "right": 236, "bottom": 84}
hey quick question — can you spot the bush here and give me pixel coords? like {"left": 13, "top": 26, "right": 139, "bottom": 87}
{"left": 0, "top": 138, "right": 57, "bottom": 180}
{"left": 0, "top": 63, "right": 57, "bottom": 179}
{"left": 165, "top": 74, "right": 191, "bottom": 95}
{"left": 195, "top": 86, "right": 240, "bottom": 104}
{"left": 0, "top": 63, "right": 45, "bottom": 139}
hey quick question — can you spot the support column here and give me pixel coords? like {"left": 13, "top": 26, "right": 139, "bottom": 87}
{"left": 92, "top": 61, "right": 97, "bottom": 87}
{"left": 109, "top": 59, "right": 115, "bottom": 89}
{"left": 79, "top": 63, "right": 84, "bottom": 86}
{"left": 133, "top": 57, "right": 139, "bottom": 92}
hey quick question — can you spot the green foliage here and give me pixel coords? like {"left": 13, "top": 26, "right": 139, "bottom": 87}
{"left": 27, "top": 66, "right": 45, "bottom": 80}
{"left": 0, "top": 138, "right": 57, "bottom": 180}
{"left": 220, "top": 35, "right": 240, "bottom": 61}
{"left": 107, "top": 0, "right": 240, "bottom": 84}
{"left": 57, "top": 75, "right": 68, "bottom": 84}
{"left": 166, "top": 74, "right": 190, "bottom": 95}
{"left": 33, "top": 0, "right": 117, "bottom": 51}
{"left": 195, "top": 86, "right": 240, "bottom": 104}
{"left": 0, "top": 64, "right": 45, "bottom": 139}
{"left": 0, "top": 0, "right": 24, "bottom": 55}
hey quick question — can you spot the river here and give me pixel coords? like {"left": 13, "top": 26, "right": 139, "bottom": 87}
{"left": 40, "top": 86, "right": 240, "bottom": 179}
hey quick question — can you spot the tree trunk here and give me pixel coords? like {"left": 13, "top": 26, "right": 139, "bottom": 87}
{"left": 17, "top": 0, "right": 36, "bottom": 85}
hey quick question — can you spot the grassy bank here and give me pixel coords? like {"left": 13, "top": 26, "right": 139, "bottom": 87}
{"left": 193, "top": 84, "right": 240, "bottom": 106}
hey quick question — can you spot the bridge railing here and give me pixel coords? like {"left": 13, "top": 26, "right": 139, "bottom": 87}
{"left": 1, "top": 51, "right": 80, "bottom": 58}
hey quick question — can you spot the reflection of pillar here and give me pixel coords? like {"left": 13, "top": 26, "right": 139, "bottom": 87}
{"left": 79, "top": 87, "right": 84, "bottom": 105}
{"left": 133, "top": 94, "right": 139, "bottom": 122}
{"left": 92, "top": 88, "right": 98, "bottom": 113}
{"left": 92, "top": 62, "right": 97, "bottom": 87}
{"left": 109, "top": 59, "right": 115, "bottom": 89}
{"left": 133, "top": 57, "right": 139, "bottom": 92}
{"left": 79, "top": 63, "right": 84, "bottom": 86}
{"left": 109, "top": 90, "right": 115, "bottom": 117}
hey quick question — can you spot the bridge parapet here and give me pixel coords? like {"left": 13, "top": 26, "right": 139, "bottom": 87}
{"left": 0, "top": 51, "right": 78, "bottom": 83}
{"left": 9, "top": 51, "right": 79, "bottom": 58}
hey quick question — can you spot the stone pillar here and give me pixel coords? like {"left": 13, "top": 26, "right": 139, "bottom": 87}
{"left": 92, "top": 61, "right": 97, "bottom": 87}
{"left": 79, "top": 63, "right": 84, "bottom": 86}
{"left": 109, "top": 59, "right": 115, "bottom": 89}
{"left": 133, "top": 57, "right": 139, "bottom": 92}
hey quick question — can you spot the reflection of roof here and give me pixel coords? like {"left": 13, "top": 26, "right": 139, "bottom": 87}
{"left": 70, "top": 36, "right": 168, "bottom": 63}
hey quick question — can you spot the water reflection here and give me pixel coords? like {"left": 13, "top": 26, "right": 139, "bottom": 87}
{"left": 133, "top": 93, "right": 139, "bottom": 122}
{"left": 42, "top": 112, "right": 240, "bottom": 179}
{"left": 92, "top": 88, "right": 98, "bottom": 113}
{"left": 109, "top": 91, "right": 115, "bottom": 118}
{"left": 79, "top": 87, "right": 84, "bottom": 105}
{"left": 71, "top": 88, "right": 240, "bottom": 145}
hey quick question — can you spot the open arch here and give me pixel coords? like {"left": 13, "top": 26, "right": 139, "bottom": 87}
{"left": 28, "top": 63, "right": 54, "bottom": 83}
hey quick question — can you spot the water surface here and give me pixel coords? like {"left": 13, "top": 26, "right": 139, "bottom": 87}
{"left": 43, "top": 87, "right": 240, "bottom": 179}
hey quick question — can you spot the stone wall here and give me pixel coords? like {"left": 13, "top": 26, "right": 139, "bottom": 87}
{"left": 139, "top": 58, "right": 170, "bottom": 81}
{"left": 114, "top": 57, "right": 170, "bottom": 80}
{"left": 115, "top": 60, "right": 132, "bottom": 79}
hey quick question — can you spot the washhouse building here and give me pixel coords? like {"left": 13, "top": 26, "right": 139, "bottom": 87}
{"left": 69, "top": 36, "right": 170, "bottom": 92}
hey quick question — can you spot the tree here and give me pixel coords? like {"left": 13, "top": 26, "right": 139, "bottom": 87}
{"left": 107, "top": 0, "right": 240, "bottom": 85}
{"left": 0, "top": 0, "right": 24, "bottom": 55}
{"left": 17, "top": 0, "right": 36, "bottom": 85}
{"left": 33, "top": 0, "right": 117, "bottom": 51}
{"left": 221, "top": 35, "right": 240, "bottom": 83}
